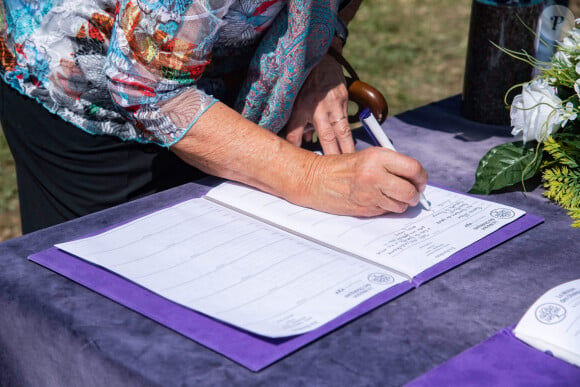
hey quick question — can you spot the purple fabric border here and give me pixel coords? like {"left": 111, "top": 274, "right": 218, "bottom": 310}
{"left": 29, "top": 247, "right": 413, "bottom": 372}
{"left": 406, "top": 327, "right": 580, "bottom": 386}
{"left": 27, "top": 181, "right": 543, "bottom": 372}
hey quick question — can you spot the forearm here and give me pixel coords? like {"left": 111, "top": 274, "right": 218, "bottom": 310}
{"left": 171, "top": 102, "right": 428, "bottom": 217}
{"left": 171, "top": 101, "right": 322, "bottom": 203}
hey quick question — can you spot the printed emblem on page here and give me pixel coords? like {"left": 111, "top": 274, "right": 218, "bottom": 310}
{"left": 535, "top": 303, "right": 567, "bottom": 325}
{"left": 367, "top": 273, "right": 395, "bottom": 285}
{"left": 489, "top": 208, "right": 516, "bottom": 219}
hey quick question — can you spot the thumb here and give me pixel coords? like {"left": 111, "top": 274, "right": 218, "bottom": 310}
{"left": 285, "top": 114, "right": 307, "bottom": 147}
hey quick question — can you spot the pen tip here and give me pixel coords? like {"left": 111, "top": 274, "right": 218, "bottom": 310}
{"left": 420, "top": 197, "right": 431, "bottom": 211}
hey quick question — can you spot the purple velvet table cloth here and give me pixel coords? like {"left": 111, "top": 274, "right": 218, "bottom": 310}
{"left": 1, "top": 96, "right": 578, "bottom": 386}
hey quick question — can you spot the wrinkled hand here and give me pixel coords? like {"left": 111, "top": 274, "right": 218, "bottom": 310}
{"left": 174, "top": 101, "right": 428, "bottom": 219}
{"left": 294, "top": 147, "right": 429, "bottom": 217}
{"left": 285, "top": 54, "right": 354, "bottom": 154}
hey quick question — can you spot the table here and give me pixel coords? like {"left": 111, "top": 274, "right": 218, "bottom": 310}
{"left": 1, "top": 96, "right": 578, "bottom": 387}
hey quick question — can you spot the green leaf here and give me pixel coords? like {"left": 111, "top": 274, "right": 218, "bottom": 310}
{"left": 469, "top": 142, "right": 542, "bottom": 195}
{"left": 551, "top": 133, "right": 580, "bottom": 156}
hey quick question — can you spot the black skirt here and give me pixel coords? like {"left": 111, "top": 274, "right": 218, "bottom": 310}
{"left": 0, "top": 81, "right": 206, "bottom": 234}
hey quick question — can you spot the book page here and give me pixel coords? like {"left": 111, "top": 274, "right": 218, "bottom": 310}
{"left": 206, "top": 182, "right": 526, "bottom": 277}
{"left": 513, "top": 279, "right": 580, "bottom": 367}
{"left": 56, "top": 198, "right": 407, "bottom": 338}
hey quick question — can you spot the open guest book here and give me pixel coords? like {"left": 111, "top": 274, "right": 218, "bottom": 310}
{"left": 408, "top": 279, "right": 580, "bottom": 386}
{"left": 29, "top": 181, "right": 543, "bottom": 371}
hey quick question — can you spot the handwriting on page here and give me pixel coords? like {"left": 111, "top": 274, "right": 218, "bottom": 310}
{"left": 206, "top": 183, "right": 525, "bottom": 277}
{"left": 378, "top": 196, "right": 503, "bottom": 257}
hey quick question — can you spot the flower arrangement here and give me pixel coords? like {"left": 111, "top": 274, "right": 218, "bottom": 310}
{"left": 470, "top": 21, "right": 580, "bottom": 227}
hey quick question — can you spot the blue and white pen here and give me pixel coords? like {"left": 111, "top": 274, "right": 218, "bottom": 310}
{"left": 360, "top": 108, "right": 431, "bottom": 211}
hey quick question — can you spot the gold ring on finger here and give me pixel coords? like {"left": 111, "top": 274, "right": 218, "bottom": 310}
{"left": 329, "top": 116, "right": 347, "bottom": 126}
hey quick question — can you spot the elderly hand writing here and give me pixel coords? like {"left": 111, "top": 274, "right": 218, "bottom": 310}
{"left": 297, "top": 147, "right": 428, "bottom": 216}
{"left": 173, "top": 102, "right": 428, "bottom": 217}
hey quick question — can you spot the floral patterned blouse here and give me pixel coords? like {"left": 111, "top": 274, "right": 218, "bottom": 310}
{"left": 0, "top": 0, "right": 339, "bottom": 146}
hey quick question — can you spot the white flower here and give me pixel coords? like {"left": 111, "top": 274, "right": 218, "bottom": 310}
{"left": 554, "top": 51, "right": 572, "bottom": 67}
{"left": 559, "top": 28, "right": 580, "bottom": 52}
{"left": 562, "top": 101, "right": 578, "bottom": 124}
{"left": 575, "top": 79, "right": 580, "bottom": 98}
{"left": 510, "top": 79, "right": 566, "bottom": 144}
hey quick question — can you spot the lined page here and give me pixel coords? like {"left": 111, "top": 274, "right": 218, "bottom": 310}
{"left": 56, "top": 198, "right": 406, "bottom": 338}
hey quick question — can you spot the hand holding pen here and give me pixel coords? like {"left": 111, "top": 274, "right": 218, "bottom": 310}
{"left": 360, "top": 109, "right": 432, "bottom": 210}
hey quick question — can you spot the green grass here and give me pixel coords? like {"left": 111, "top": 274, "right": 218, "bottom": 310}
{"left": 0, "top": 0, "right": 475, "bottom": 240}
{"left": 344, "top": 0, "right": 472, "bottom": 115}
{"left": 0, "top": 126, "right": 19, "bottom": 240}
{"left": 0, "top": 132, "right": 16, "bottom": 204}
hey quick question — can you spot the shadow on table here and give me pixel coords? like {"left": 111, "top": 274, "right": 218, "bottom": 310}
{"left": 396, "top": 95, "right": 515, "bottom": 142}
{"left": 489, "top": 174, "right": 543, "bottom": 195}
